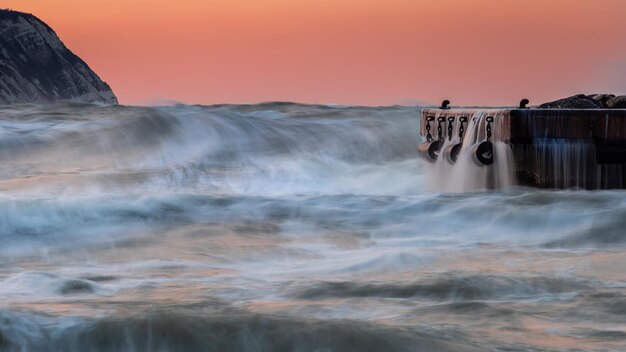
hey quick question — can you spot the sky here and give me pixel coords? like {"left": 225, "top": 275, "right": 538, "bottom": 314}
{"left": 4, "top": 0, "right": 626, "bottom": 106}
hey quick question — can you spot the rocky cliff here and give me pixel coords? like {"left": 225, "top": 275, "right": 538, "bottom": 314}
{"left": 0, "top": 9, "right": 117, "bottom": 105}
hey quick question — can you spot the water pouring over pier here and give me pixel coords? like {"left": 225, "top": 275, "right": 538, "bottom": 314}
{"left": 419, "top": 100, "right": 626, "bottom": 191}
{"left": 420, "top": 108, "right": 515, "bottom": 192}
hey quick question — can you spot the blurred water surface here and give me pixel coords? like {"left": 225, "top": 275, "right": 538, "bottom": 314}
{"left": 0, "top": 103, "right": 624, "bottom": 351}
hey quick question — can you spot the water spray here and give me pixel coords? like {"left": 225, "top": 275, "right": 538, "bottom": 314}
{"left": 443, "top": 116, "right": 467, "bottom": 164}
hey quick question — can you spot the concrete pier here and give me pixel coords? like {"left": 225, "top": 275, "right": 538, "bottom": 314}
{"left": 419, "top": 108, "right": 626, "bottom": 189}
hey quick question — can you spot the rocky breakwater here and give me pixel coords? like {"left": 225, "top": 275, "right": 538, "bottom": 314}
{"left": 539, "top": 93, "right": 626, "bottom": 109}
{"left": 0, "top": 9, "right": 117, "bottom": 104}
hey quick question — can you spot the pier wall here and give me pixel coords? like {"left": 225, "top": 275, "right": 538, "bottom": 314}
{"left": 420, "top": 108, "right": 626, "bottom": 189}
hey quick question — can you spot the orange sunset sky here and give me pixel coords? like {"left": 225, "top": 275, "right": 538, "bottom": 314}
{"left": 4, "top": 0, "right": 626, "bottom": 106}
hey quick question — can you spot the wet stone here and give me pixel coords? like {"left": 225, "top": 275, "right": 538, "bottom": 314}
{"left": 607, "top": 95, "right": 626, "bottom": 109}
{"left": 539, "top": 94, "right": 602, "bottom": 109}
{"left": 588, "top": 93, "right": 616, "bottom": 108}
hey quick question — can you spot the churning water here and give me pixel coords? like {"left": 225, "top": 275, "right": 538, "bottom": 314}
{"left": 0, "top": 103, "right": 624, "bottom": 351}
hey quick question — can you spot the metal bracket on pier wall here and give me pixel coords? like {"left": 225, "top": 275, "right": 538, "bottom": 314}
{"left": 447, "top": 116, "right": 455, "bottom": 141}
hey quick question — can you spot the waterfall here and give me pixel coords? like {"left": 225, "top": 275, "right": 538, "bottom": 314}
{"left": 422, "top": 110, "right": 516, "bottom": 192}
{"left": 512, "top": 139, "right": 625, "bottom": 189}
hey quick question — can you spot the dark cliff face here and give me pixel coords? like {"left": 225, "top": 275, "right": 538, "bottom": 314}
{"left": 0, "top": 9, "right": 117, "bottom": 105}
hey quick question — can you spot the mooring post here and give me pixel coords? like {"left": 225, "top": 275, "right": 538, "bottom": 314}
{"left": 519, "top": 99, "right": 529, "bottom": 109}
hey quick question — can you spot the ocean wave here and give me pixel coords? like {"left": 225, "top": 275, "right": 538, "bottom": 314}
{"left": 0, "top": 103, "right": 419, "bottom": 170}
{"left": 0, "top": 272, "right": 105, "bottom": 298}
{"left": 2, "top": 189, "right": 625, "bottom": 259}
{"left": 0, "top": 103, "right": 625, "bottom": 351}
{"left": 0, "top": 308, "right": 480, "bottom": 352}
{"left": 291, "top": 275, "right": 589, "bottom": 301}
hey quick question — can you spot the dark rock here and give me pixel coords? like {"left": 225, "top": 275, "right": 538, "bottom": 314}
{"left": 587, "top": 94, "right": 615, "bottom": 108}
{"left": 607, "top": 95, "right": 626, "bottom": 109}
{"left": 0, "top": 9, "right": 117, "bottom": 104}
{"left": 539, "top": 94, "right": 602, "bottom": 109}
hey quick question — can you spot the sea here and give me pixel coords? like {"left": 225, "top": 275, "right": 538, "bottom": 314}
{"left": 0, "top": 103, "right": 624, "bottom": 351}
